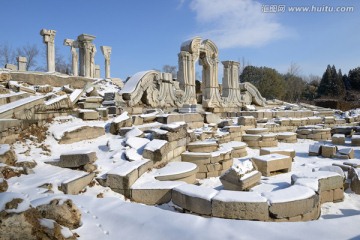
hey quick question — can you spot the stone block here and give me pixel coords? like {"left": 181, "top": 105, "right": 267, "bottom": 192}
{"left": 78, "top": 109, "right": 99, "bottom": 120}
{"left": 55, "top": 151, "right": 97, "bottom": 168}
{"left": 252, "top": 154, "right": 292, "bottom": 177}
{"left": 142, "top": 139, "right": 169, "bottom": 162}
{"left": 332, "top": 134, "right": 345, "bottom": 145}
{"left": 172, "top": 184, "right": 218, "bottom": 215}
{"left": 263, "top": 185, "right": 319, "bottom": 219}
{"left": 260, "top": 147, "right": 296, "bottom": 159}
{"left": 212, "top": 191, "right": 269, "bottom": 221}
{"left": 187, "top": 141, "right": 218, "bottom": 153}
{"left": 204, "top": 113, "right": 221, "bottom": 124}
{"left": 351, "top": 135, "right": 360, "bottom": 146}
{"left": 321, "top": 145, "right": 337, "bottom": 158}
{"left": 61, "top": 172, "right": 95, "bottom": 194}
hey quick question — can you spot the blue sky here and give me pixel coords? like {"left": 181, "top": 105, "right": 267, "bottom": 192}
{"left": 1, "top": 0, "right": 359, "bottom": 80}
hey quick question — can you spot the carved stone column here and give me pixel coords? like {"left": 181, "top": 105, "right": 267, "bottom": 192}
{"left": 222, "top": 61, "right": 242, "bottom": 107}
{"left": 100, "top": 46, "right": 112, "bottom": 79}
{"left": 40, "top": 29, "right": 56, "bottom": 72}
{"left": 77, "top": 34, "right": 96, "bottom": 78}
{"left": 177, "top": 51, "right": 197, "bottom": 104}
{"left": 64, "top": 39, "right": 79, "bottom": 76}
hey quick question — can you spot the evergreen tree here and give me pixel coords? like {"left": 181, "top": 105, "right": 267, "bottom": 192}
{"left": 317, "top": 65, "right": 345, "bottom": 98}
{"left": 348, "top": 67, "right": 360, "bottom": 90}
{"left": 240, "top": 66, "right": 285, "bottom": 100}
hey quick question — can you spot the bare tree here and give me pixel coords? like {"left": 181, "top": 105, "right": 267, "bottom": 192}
{"left": 0, "top": 42, "right": 16, "bottom": 66}
{"left": 288, "top": 62, "right": 302, "bottom": 76}
{"left": 239, "top": 56, "right": 251, "bottom": 75}
{"left": 162, "top": 65, "right": 177, "bottom": 79}
{"left": 16, "top": 43, "right": 40, "bottom": 71}
{"left": 54, "top": 47, "right": 71, "bottom": 74}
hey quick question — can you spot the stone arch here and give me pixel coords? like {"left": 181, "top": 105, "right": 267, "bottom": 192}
{"left": 177, "top": 37, "right": 223, "bottom": 108}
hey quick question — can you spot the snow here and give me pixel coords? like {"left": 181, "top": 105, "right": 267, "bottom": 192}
{"left": 0, "top": 95, "right": 44, "bottom": 114}
{"left": 0, "top": 192, "right": 31, "bottom": 213}
{"left": 173, "top": 184, "right": 218, "bottom": 201}
{"left": 262, "top": 185, "right": 315, "bottom": 203}
{"left": 154, "top": 162, "right": 197, "bottom": 178}
{"left": 45, "top": 95, "right": 68, "bottom": 105}
{"left": 69, "top": 89, "right": 83, "bottom": 103}
{"left": 113, "top": 111, "right": 129, "bottom": 123}
{"left": 253, "top": 153, "right": 288, "bottom": 162}
{"left": 39, "top": 218, "right": 55, "bottom": 229}
{"left": 232, "top": 159, "right": 254, "bottom": 175}
{"left": 144, "top": 139, "right": 168, "bottom": 151}
{"left": 124, "top": 127, "right": 143, "bottom": 138}
{"left": 125, "top": 148, "right": 143, "bottom": 161}
{"left": 120, "top": 71, "right": 154, "bottom": 94}
{"left": 125, "top": 137, "right": 150, "bottom": 150}
{"left": 0, "top": 144, "right": 10, "bottom": 155}
{"left": 293, "top": 178, "right": 319, "bottom": 191}
{"left": 213, "top": 190, "right": 267, "bottom": 203}
{"left": 292, "top": 171, "right": 341, "bottom": 182}
{"left": 50, "top": 117, "right": 105, "bottom": 140}
{"left": 3, "top": 104, "right": 360, "bottom": 239}
{"left": 107, "top": 160, "right": 149, "bottom": 176}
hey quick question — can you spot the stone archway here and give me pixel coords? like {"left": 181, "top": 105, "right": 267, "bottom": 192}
{"left": 177, "top": 37, "right": 222, "bottom": 108}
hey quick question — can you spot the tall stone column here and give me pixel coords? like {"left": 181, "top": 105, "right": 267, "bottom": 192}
{"left": 177, "top": 51, "right": 197, "bottom": 104}
{"left": 222, "top": 61, "right": 242, "bottom": 107}
{"left": 64, "top": 39, "right": 79, "bottom": 76}
{"left": 100, "top": 46, "right": 112, "bottom": 78}
{"left": 40, "top": 29, "right": 56, "bottom": 72}
{"left": 77, "top": 34, "right": 96, "bottom": 78}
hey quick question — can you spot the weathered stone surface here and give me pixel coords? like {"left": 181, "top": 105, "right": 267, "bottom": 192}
{"left": 220, "top": 170, "right": 261, "bottom": 191}
{"left": 154, "top": 162, "right": 198, "bottom": 184}
{"left": 252, "top": 154, "right": 292, "bottom": 177}
{"left": 187, "top": 141, "right": 218, "bottom": 153}
{"left": 0, "top": 178, "right": 8, "bottom": 192}
{"left": 263, "top": 185, "right": 319, "bottom": 219}
{"left": 57, "top": 126, "right": 105, "bottom": 144}
{"left": 212, "top": 190, "right": 269, "bottom": 220}
{"left": 204, "top": 113, "right": 221, "bottom": 124}
{"left": 321, "top": 145, "right": 337, "bottom": 158}
{"left": 142, "top": 139, "right": 169, "bottom": 162}
{"left": 260, "top": 147, "right": 296, "bottom": 159}
{"left": 332, "top": 134, "right": 345, "bottom": 145}
{"left": 0, "top": 144, "right": 17, "bottom": 165}
{"left": 61, "top": 172, "right": 95, "bottom": 195}
{"left": 172, "top": 184, "right": 218, "bottom": 215}
{"left": 56, "top": 151, "right": 97, "bottom": 168}
{"left": 78, "top": 109, "right": 99, "bottom": 120}
{"left": 36, "top": 198, "right": 81, "bottom": 229}
{"left": 349, "top": 168, "right": 360, "bottom": 194}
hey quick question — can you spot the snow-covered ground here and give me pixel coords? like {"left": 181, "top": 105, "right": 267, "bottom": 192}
{"left": 6, "top": 117, "right": 360, "bottom": 240}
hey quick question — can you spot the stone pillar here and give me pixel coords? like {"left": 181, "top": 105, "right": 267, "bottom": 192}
{"left": 177, "top": 51, "right": 197, "bottom": 104}
{"left": 77, "top": 34, "right": 96, "bottom": 78}
{"left": 17, "top": 56, "right": 27, "bottom": 71}
{"left": 222, "top": 61, "right": 240, "bottom": 97}
{"left": 222, "top": 61, "right": 243, "bottom": 107}
{"left": 94, "top": 65, "right": 101, "bottom": 78}
{"left": 100, "top": 46, "right": 112, "bottom": 78}
{"left": 64, "top": 39, "right": 79, "bottom": 76}
{"left": 40, "top": 29, "right": 56, "bottom": 72}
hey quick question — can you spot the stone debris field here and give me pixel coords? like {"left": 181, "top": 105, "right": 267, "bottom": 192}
{"left": 0, "top": 30, "right": 360, "bottom": 240}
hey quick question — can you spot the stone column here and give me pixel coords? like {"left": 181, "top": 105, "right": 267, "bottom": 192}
{"left": 17, "top": 56, "right": 27, "bottom": 71}
{"left": 222, "top": 61, "right": 243, "bottom": 107}
{"left": 94, "top": 65, "right": 101, "bottom": 78}
{"left": 40, "top": 29, "right": 56, "bottom": 72}
{"left": 177, "top": 51, "right": 197, "bottom": 104}
{"left": 64, "top": 39, "right": 79, "bottom": 76}
{"left": 77, "top": 34, "right": 96, "bottom": 78}
{"left": 100, "top": 46, "right": 112, "bottom": 78}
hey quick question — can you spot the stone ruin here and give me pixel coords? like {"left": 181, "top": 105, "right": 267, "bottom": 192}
{"left": 1, "top": 28, "right": 360, "bottom": 239}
